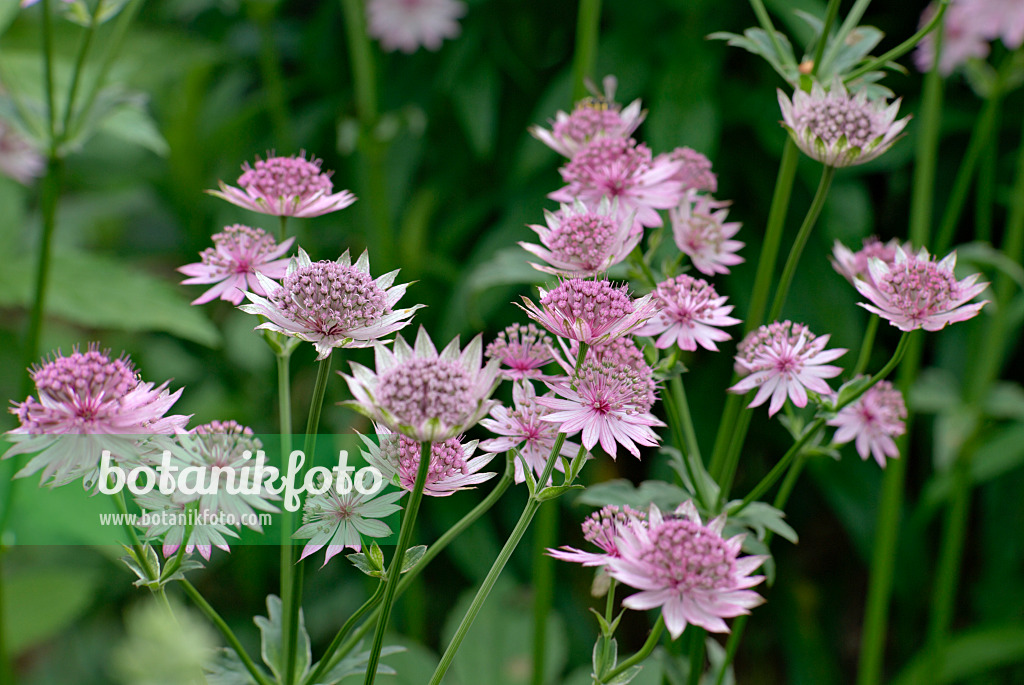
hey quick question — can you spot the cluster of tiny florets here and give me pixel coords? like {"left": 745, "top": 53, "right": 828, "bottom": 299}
{"left": 546, "top": 210, "right": 618, "bottom": 267}
{"left": 582, "top": 336, "right": 648, "bottom": 373}
{"left": 582, "top": 504, "right": 646, "bottom": 554}
{"left": 198, "top": 225, "right": 279, "bottom": 274}
{"left": 485, "top": 323, "right": 553, "bottom": 377}
{"left": 31, "top": 346, "right": 137, "bottom": 408}
{"left": 654, "top": 275, "right": 720, "bottom": 319}
{"left": 735, "top": 321, "right": 812, "bottom": 374}
{"left": 192, "top": 420, "right": 261, "bottom": 468}
{"left": 577, "top": 358, "right": 656, "bottom": 414}
{"left": 238, "top": 153, "right": 333, "bottom": 200}
{"left": 395, "top": 434, "right": 469, "bottom": 484}
{"left": 641, "top": 518, "right": 735, "bottom": 592}
{"left": 552, "top": 101, "right": 628, "bottom": 149}
{"left": 878, "top": 258, "right": 960, "bottom": 316}
{"left": 376, "top": 358, "right": 474, "bottom": 428}
{"left": 561, "top": 137, "right": 650, "bottom": 195}
{"left": 668, "top": 146, "right": 717, "bottom": 193}
{"left": 270, "top": 262, "right": 388, "bottom": 333}
{"left": 541, "top": 279, "right": 635, "bottom": 329}
{"left": 795, "top": 96, "right": 877, "bottom": 148}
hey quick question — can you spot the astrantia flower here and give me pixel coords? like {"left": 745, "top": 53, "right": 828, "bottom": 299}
{"left": 178, "top": 225, "right": 294, "bottom": 305}
{"left": 574, "top": 335, "right": 648, "bottom": 373}
{"left": 548, "top": 504, "right": 647, "bottom": 567}
{"left": 729, "top": 321, "right": 846, "bottom": 417}
{"left": 519, "top": 278, "right": 656, "bottom": 345}
{"left": 342, "top": 327, "right": 501, "bottom": 442}
{"left": 854, "top": 246, "right": 989, "bottom": 331}
{"left": 915, "top": 0, "right": 1024, "bottom": 75}
{"left": 362, "top": 428, "right": 497, "bottom": 497}
{"left": 240, "top": 248, "right": 421, "bottom": 360}
{"left": 530, "top": 78, "right": 646, "bottom": 158}
{"left": 550, "top": 137, "right": 684, "bottom": 233}
{"left": 635, "top": 275, "right": 741, "bottom": 351}
{"left": 293, "top": 487, "right": 404, "bottom": 565}
{"left": 208, "top": 152, "right": 356, "bottom": 218}
{"left": 0, "top": 119, "right": 44, "bottom": 184}
{"left": 5, "top": 345, "right": 188, "bottom": 488}
{"left": 828, "top": 380, "right": 907, "bottom": 467}
{"left": 134, "top": 491, "right": 237, "bottom": 561}
{"left": 538, "top": 356, "right": 663, "bottom": 459}
{"left": 520, "top": 198, "right": 640, "bottom": 277}
{"left": 831, "top": 237, "right": 914, "bottom": 288}
{"left": 485, "top": 323, "right": 555, "bottom": 381}
{"left": 778, "top": 79, "right": 909, "bottom": 168}
{"left": 663, "top": 146, "right": 717, "bottom": 193}
{"left": 606, "top": 501, "right": 766, "bottom": 637}
{"left": 671, "top": 191, "right": 744, "bottom": 276}
{"left": 366, "top": 0, "right": 466, "bottom": 53}
{"left": 479, "top": 380, "right": 579, "bottom": 484}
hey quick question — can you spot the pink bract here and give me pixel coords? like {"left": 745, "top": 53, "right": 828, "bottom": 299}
{"left": 548, "top": 504, "right": 648, "bottom": 567}
{"left": 519, "top": 278, "right": 656, "bottom": 345}
{"left": 520, "top": 197, "right": 640, "bottom": 277}
{"left": 635, "top": 274, "right": 741, "bottom": 352}
{"left": 530, "top": 77, "right": 646, "bottom": 158}
{"left": 485, "top": 323, "right": 555, "bottom": 381}
{"left": 179, "top": 225, "right": 294, "bottom": 305}
{"left": 362, "top": 427, "right": 497, "bottom": 497}
{"left": 828, "top": 380, "right": 907, "bottom": 467}
{"left": 671, "top": 191, "right": 744, "bottom": 276}
{"left": 366, "top": 0, "right": 466, "bottom": 53}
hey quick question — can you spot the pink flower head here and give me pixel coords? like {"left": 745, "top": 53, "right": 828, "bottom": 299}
{"left": 828, "top": 380, "right": 907, "bottom": 467}
{"left": 479, "top": 380, "right": 579, "bottom": 484}
{"left": 548, "top": 504, "right": 648, "bottom": 567}
{"left": 0, "top": 119, "right": 44, "bottom": 184}
{"left": 576, "top": 335, "right": 648, "bottom": 372}
{"left": 854, "top": 246, "right": 989, "bottom": 331}
{"left": 538, "top": 355, "right": 663, "bottom": 459}
{"left": 485, "top": 323, "right": 555, "bottom": 381}
{"left": 550, "top": 137, "right": 685, "bottom": 234}
{"left": 606, "top": 501, "right": 766, "bottom": 637}
{"left": 5, "top": 345, "right": 188, "bottom": 488}
{"left": 671, "top": 191, "right": 744, "bottom": 276}
{"left": 240, "top": 248, "right": 421, "bottom": 360}
{"left": 366, "top": 0, "right": 466, "bottom": 53}
{"left": 294, "top": 487, "right": 405, "bottom": 565}
{"left": 530, "top": 77, "right": 646, "bottom": 158}
{"left": 729, "top": 321, "right": 846, "bottom": 417}
{"left": 831, "top": 237, "right": 914, "bottom": 288}
{"left": 664, "top": 146, "right": 717, "bottom": 193}
{"left": 208, "top": 151, "right": 356, "bottom": 218}
{"left": 520, "top": 197, "right": 640, "bottom": 277}
{"left": 342, "top": 327, "right": 501, "bottom": 442}
{"left": 178, "top": 224, "right": 294, "bottom": 305}
{"left": 778, "top": 79, "right": 909, "bottom": 168}
{"left": 914, "top": 0, "right": 1024, "bottom": 75}
{"left": 635, "top": 275, "right": 741, "bottom": 352}
{"left": 362, "top": 428, "right": 497, "bottom": 497}
{"left": 519, "top": 278, "right": 656, "bottom": 345}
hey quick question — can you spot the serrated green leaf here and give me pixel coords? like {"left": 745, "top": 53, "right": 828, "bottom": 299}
{"left": 313, "top": 644, "right": 404, "bottom": 684}
{"left": 727, "top": 501, "right": 799, "bottom": 544}
{"left": 206, "top": 648, "right": 260, "bottom": 685}
{"left": 607, "top": 664, "right": 644, "bottom": 684}
{"left": 400, "top": 544, "right": 427, "bottom": 573}
{"left": 254, "top": 595, "right": 311, "bottom": 683}
{"left": 0, "top": 249, "right": 220, "bottom": 347}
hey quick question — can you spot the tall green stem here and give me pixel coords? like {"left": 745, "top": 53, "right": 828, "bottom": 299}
{"left": 708, "top": 139, "right": 799, "bottom": 483}
{"left": 811, "top": 0, "right": 842, "bottom": 70}
{"left": 275, "top": 351, "right": 296, "bottom": 685}
{"left": 663, "top": 375, "right": 710, "bottom": 508}
{"left": 601, "top": 616, "right": 665, "bottom": 683}
{"left": 853, "top": 316, "right": 879, "bottom": 377}
{"left": 303, "top": 583, "right": 385, "bottom": 685}
{"left": 61, "top": 0, "right": 104, "bottom": 143}
{"left": 570, "top": 0, "right": 602, "bottom": 102}
{"left": 844, "top": 1, "right": 950, "bottom": 84}
{"left": 530, "top": 501, "right": 557, "bottom": 685}
{"left": 364, "top": 441, "right": 432, "bottom": 685}
{"left": 181, "top": 580, "right": 273, "bottom": 685}
{"left": 767, "top": 166, "right": 836, "bottom": 323}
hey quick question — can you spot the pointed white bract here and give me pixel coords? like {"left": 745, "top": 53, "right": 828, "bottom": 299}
{"left": 179, "top": 225, "right": 294, "bottom": 305}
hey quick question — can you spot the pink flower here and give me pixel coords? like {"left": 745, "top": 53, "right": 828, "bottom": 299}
{"left": 550, "top": 137, "right": 685, "bottom": 233}
{"left": 485, "top": 323, "right": 555, "bottom": 381}
{"left": 530, "top": 77, "right": 646, "bottom": 158}
{"left": 362, "top": 428, "right": 497, "bottom": 497}
{"left": 538, "top": 355, "right": 663, "bottom": 459}
{"left": 240, "top": 248, "right": 421, "bottom": 360}
{"left": 0, "top": 119, "right": 44, "bottom": 184}
{"left": 663, "top": 146, "right": 717, "bottom": 193}
{"left": 294, "top": 487, "right": 405, "bottom": 565}
{"left": 366, "top": 0, "right": 466, "bottom": 53}
{"left": 520, "top": 198, "right": 640, "bottom": 277}
{"left": 606, "top": 501, "right": 766, "bottom": 637}
{"left": 178, "top": 225, "right": 294, "bottom": 305}
{"left": 5, "top": 345, "right": 188, "bottom": 488}
{"left": 671, "top": 191, "right": 744, "bottom": 276}
{"left": 519, "top": 278, "right": 656, "bottom": 345}
{"left": 730, "top": 321, "right": 846, "bottom": 417}
{"left": 853, "top": 246, "right": 989, "bottom": 331}
{"left": 548, "top": 504, "right": 647, "bottom": 567}
{"left": 915, "top": 0, "right": 1024, "bottom": 75}
{"left": 635, "top": 275, "right": 741, "bottom": 351}
{"left": 778, "top": 79, "right": 909, "bottom": 168}
{"left": 831, "top": 237, "right": 914, "bottom": 288}
{"left": 342, "top": 327, "right": 501, "bottom": 442}
{"left": 208, "top": 152, "right": 356, "bottom": 218}
{"left": 828, "top": 380, "right": 907, "bottom": 467}
{"left": 479, "top": 380, "right": 578, "bottom": 484}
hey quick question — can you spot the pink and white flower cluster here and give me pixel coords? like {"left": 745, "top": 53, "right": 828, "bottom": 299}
{"left": 828, "top": 381, "right": 907, "bottom": 467}
{"left": 915, "top": 0, "right": 1024, "bottom": 75}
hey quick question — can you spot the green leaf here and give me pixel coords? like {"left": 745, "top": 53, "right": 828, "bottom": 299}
{"left": 253, "top": 595, "right": 311, "bottom": 683}
{"left": 400, "top": 545, "right": 427, "bottom": 573}
{"left": 0, "top": 249, "right": 220, "bottom": 347}
{"left": 575, "top": 479, "right": 689, "bottom": 511}
{"left": 313, "top": 643, "right": 403, "bottom": 684}
{"left": 607, "top": 665, "right": 644, "bottom": 685}
{"left": 1, "top": 567, "right": 102, "bottom": 654}
{"left": 891, "top": 625, "right": 1024, "bottom": 685}
{"left": 536, "top": 483, "right": 585, "bottom": 502}
{"left": 726, "top": 501, "right": 799, "bottom": 544}
{"left": 97, "top": 98, "right": 170, "bottom": 156}
{"left": 206, "top": 648, "right": 260, "bottom": 685}
{"left": 708, "top": 28, "right": 798, "bottom": 85}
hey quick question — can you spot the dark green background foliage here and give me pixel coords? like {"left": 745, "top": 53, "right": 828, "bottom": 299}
{"left": 1, "top": 0, "right": 1023, "bottom": 682}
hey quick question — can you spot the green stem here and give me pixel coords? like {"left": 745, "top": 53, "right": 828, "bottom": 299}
{"left": 908, "top": 39, "right": 945, "bottom": 248}
{"left": 853, "top": 316, "right": 879, "bottom": 377}
{"left": 276, "top": 351, "right": 296, "bottom": 685}
{"left": 60, "top": 0, "right": 103, "bottom": 143}
{"left": 601, "top": 616, "right": 665, "bottom": 683}
{"left": 746, "top": 0, "right": 791, "bottom": 74}
{"left": 708, "top": 139, "right": 800, "bottom": 482}
{"left": 819, "top": 0, "right": 873, "bottom": 77}
{"left": 248, "top": 0, "right": 293, "bottom": 150}
{"left": 570, "top": 0, "right": 602, "bottom": 102}
{"left": 303, "top": 583, "right": 385, "bottom": 685}
{"left": 112, "top": 489, "right": 157, "bottom": 582}
{"left": 364, "top": 441, "right": 432, "bottom": 685}
{"left": 279, "top": 215, "right": 289, "bottom": 243}
{"left": 686, "top": 627, "right": 706, "bottom": 685}
{"left": 664, "top": 375, "right": 710, "bottom": 508}
{"left": 41, "top": 0, "right": 56, "bottom": 144}
{"left": 181, "top": 580, "right": 273, "bottom": 685}
{"left": 934, "top": 89, "right": 1002, "bottom": 255}
{"left": 429, "top": 435, "right": 567, "bottom": 685}
{"left": 22, "top": 154, "right": 61, "bottom": 393}
{"left": 328, "top": 453, "right": 516, "bottom": 670}
{"left": 531, "top": 501, "right": 558, "bottom": 685}
{"left": 811, "top": 0, "right": 842, "bottom": 72}
{"left": 767, "top": 165, "right": 836, "bottom": 323}
{"left": 844, "top": 1, "right": 950, "bottom": 84}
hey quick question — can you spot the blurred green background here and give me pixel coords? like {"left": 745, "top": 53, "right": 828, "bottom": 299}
{"left": 1, "top": 0, "right": 1023, "bottom": 682}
